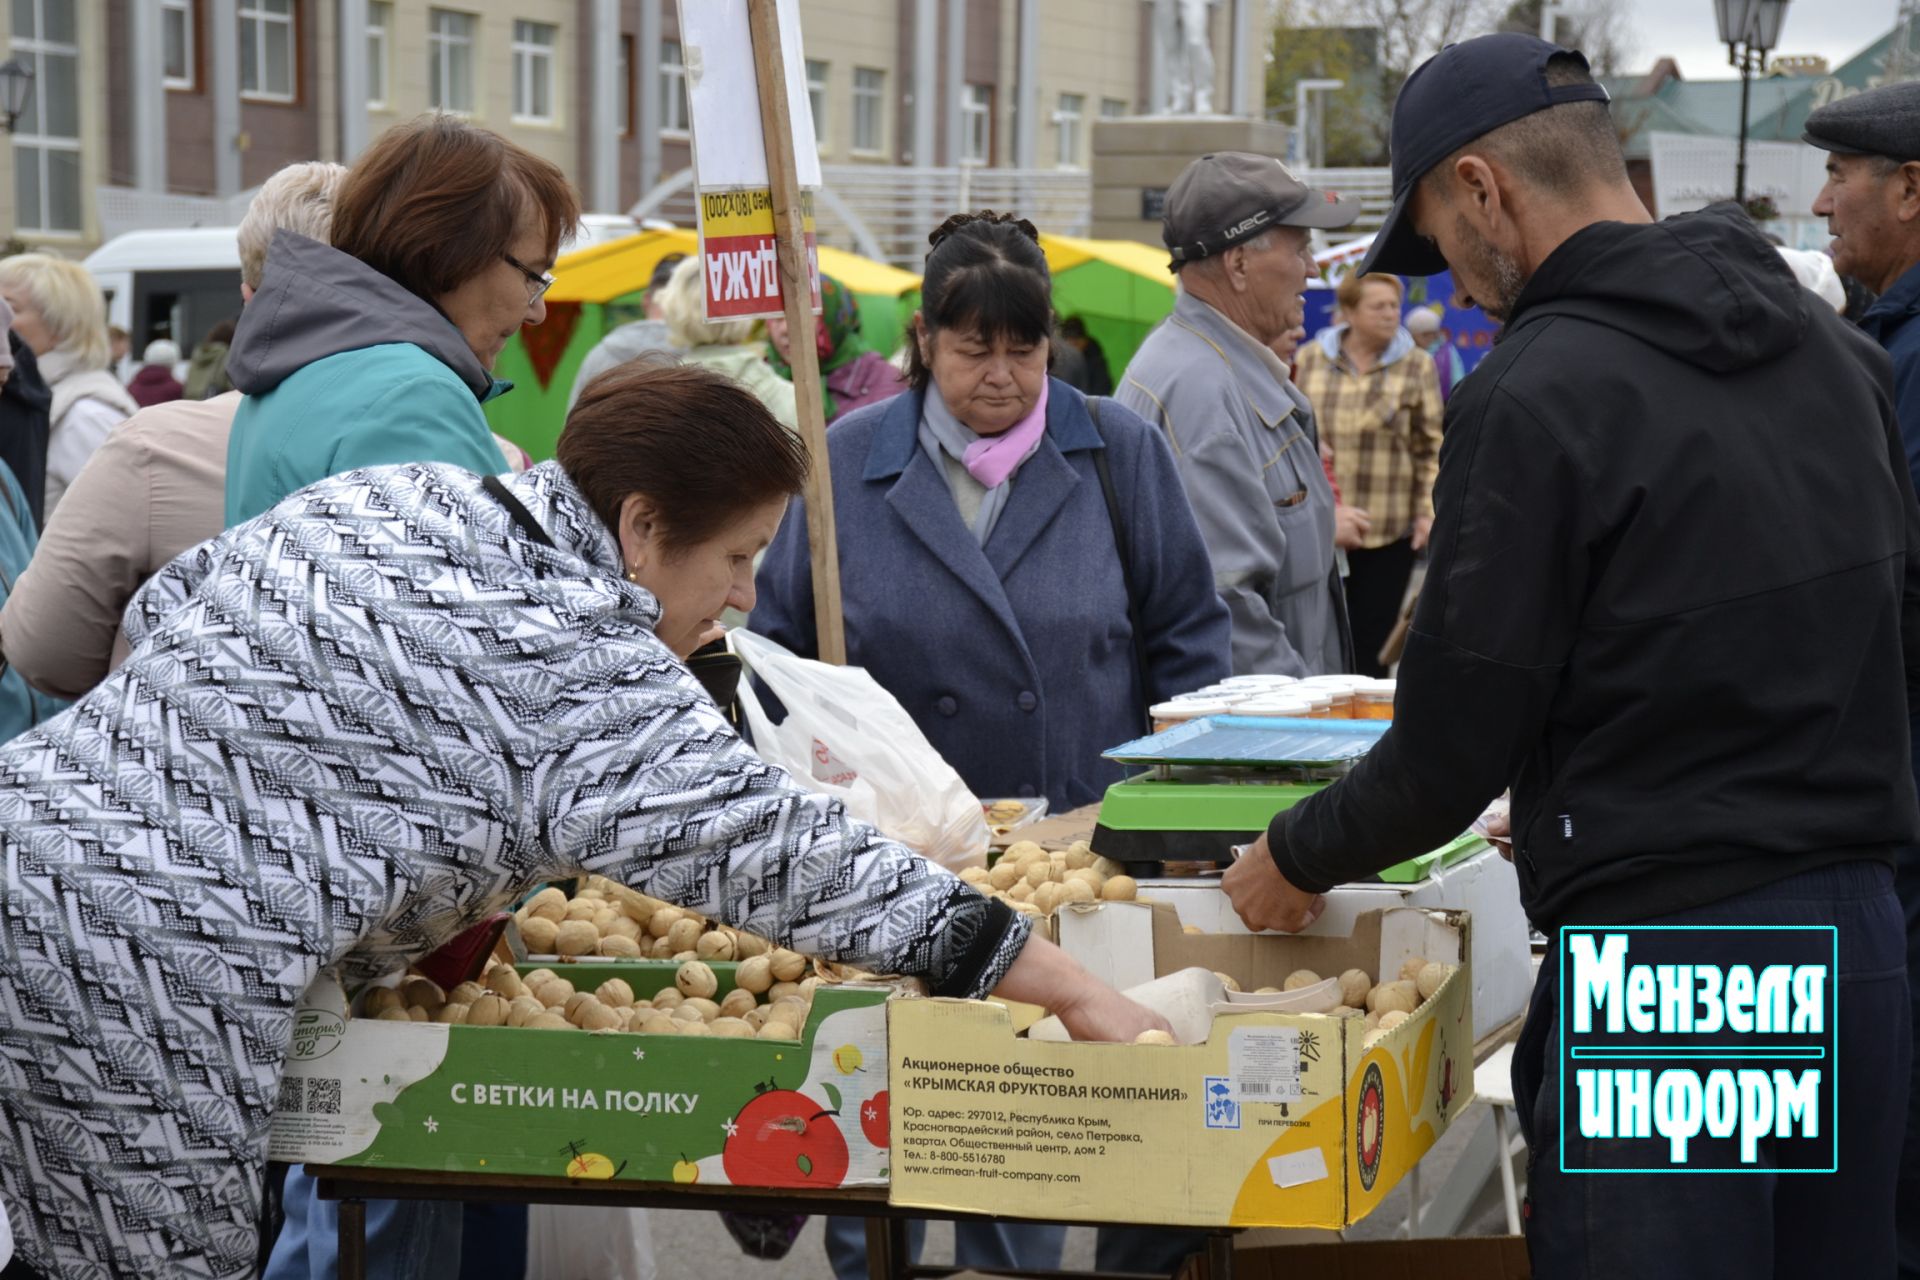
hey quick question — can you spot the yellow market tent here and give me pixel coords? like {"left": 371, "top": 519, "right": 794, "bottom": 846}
{"left": 487, "top": 232, "right": 923, "bottom": 461}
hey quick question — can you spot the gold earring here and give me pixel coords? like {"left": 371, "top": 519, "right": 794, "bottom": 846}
{"left": 626, "top": 564, "right": 642, "bottom": 583}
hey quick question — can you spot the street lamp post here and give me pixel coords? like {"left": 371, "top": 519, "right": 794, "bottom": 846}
{"left": 1295, "top": 78, "right": 1344, "bottom": 171}
{"left": 1714, "top": 0, "right": 1790, "bottom": 207}
{"left": 0, "top": 57, "right": 33, "bottom": 134}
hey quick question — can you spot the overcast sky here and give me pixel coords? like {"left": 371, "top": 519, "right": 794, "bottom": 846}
{"left": 1617, "top": 0, "right": 1898, "bottom": 77}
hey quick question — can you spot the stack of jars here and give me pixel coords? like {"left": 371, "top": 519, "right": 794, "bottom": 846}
{"left": 1149, "top": 673, "right": 1396, "bottom": 733}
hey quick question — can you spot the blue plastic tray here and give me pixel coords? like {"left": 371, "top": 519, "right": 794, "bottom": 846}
{"left": 1103, "top": 716, "right": 1389, "bottom": 767}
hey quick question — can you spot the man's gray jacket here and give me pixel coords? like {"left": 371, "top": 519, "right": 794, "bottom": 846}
{"left": 1118, "top": 290, "right": 1351, "bottom": 676}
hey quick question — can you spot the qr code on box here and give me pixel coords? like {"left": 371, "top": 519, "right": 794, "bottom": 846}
{"left": 309, "top": 1079, "right": 342, "bottom": 1115}
{"left": 278, "top": 1077, "right": 303, "bottom": 1113}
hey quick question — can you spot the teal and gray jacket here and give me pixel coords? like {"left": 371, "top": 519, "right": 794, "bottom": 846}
{"left": 224, "top": 230, "right": 510, "bottom": 526}
{"left": 0, "top": 463, "right": 67, "bottom": 743}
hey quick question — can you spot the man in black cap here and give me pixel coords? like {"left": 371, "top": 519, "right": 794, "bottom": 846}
{"left": 1807, "top": 79, "right": 1920, "bottom": 1280}
{"left": 1117, "top": 152, "right": 1360, "bottom": 676}
{"left": 1220, "top": 31, "right": 1918, "bottom": 1274}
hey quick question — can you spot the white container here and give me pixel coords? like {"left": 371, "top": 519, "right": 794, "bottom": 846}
{"left": 1151, "top": 701, "right": 1229, "bottom": 732}
{"left": 1027, "top": 966, "right": 1227, "bottom": 1045}
{"left": 1218, "top": 979, "right": 1341, "bottom": 1016}
{"left": 1158, "top": 697, "right": 1234, "bottom": 720}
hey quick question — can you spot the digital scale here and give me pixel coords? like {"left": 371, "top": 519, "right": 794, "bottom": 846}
{"left": 1092, "top": 716, "right": 1482, "bottom": 879}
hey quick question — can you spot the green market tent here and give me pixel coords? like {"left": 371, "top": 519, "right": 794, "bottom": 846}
{"left": 485, "top": 230, "right": 925, "bottom": 461}
{"left": 486, "top": 230, "right": 1182, "bottom": 459}
{"left": 1038, "top": 234, "right": 1176, "bottom": 379}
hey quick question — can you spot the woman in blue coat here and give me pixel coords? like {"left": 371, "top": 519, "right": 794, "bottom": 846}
{"left": 751, "top": 212, "right": 1230, "bottom": 1280}
{"left": 753, "top": 212, "right": 1229, "bottom": 815}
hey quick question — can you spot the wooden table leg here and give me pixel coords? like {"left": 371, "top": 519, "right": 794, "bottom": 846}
{"left": 337, "top": 1197, "right": 367, "bottom": 1280}
{"left": 1202, "top": 1230, "right": 1234, "bottom": 1280}
{"left": 864, "top": 1216, "right": 899, "bottom": 1280}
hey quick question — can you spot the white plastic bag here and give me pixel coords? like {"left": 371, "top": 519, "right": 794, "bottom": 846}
{"left": 525, "top": 1204, "right": 655, "bottom": 1280}
{"left": 732, "top": 628, "right": 991, "bottom": 870}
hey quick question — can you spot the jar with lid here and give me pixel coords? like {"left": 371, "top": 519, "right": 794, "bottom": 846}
{"left": 1296, "top": 690, "right": 1335, "bottom": 719}
{"left": 1355, "top": 679, "right": 1396, "bottom": 720}
{"left": 1296, "top": 675, "right": 1366, "bottom": 718}
{"left": 1151, "top": 699, "right": 1234, "bottom": 732}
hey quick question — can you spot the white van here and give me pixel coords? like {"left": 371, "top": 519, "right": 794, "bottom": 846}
{"left": 558, "top": 212, "right": 643, "bottom": 258}
{"left": 83, "top": 227, "right": 244, "bottom": 357}
{"left": 84, "top": 213, "right": 643, "bottom": 355}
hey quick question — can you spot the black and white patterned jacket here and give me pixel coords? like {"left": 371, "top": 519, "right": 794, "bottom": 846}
{"left": 0, "top": 460, "right": 1025, "bottom": 1278}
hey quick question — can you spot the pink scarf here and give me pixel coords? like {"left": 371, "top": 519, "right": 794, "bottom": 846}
{"left": 961, "top": 379, "right": 1050, "bottom": 488}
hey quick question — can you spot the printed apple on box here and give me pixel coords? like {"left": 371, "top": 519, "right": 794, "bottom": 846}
{"left": 271, "top": 965, "right": 893, "bottom": 1190}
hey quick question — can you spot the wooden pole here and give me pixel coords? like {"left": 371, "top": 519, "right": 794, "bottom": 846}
{"left": 747, "top": 0, "right": 846, "bottom": 665}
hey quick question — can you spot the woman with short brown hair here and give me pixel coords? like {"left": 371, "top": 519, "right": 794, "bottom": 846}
{"left": 223, "top": 114, "right": 579, "bottom": 525}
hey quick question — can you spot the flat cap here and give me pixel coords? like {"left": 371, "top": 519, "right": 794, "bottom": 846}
{"left": 1803, "top": 81, "right": 1920, "bottom": 161}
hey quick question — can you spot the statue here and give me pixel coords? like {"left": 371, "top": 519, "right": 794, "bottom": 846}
{"left": 1158, "top": 0, "right": 1217, "bottom": 114}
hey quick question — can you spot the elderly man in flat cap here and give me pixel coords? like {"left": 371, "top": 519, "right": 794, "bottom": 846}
{"left": 1117, "top": 152, "right": 1360, "bottom": 677}
{"left": 1808, "top": 80, "right": 1920, "bottom": 1280}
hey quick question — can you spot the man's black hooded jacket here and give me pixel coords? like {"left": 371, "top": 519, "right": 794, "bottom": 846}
{"left": 1269, "top": 204, "right": 1920, "bottom": 931}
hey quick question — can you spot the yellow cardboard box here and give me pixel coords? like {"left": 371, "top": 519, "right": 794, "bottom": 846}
{"left": 887, "top": 907, "right": 1472, "bottom": 1228}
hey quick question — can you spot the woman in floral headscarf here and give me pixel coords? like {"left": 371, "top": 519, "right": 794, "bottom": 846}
{"left": 764, "top": 273, "right": 906, "bottom": 423}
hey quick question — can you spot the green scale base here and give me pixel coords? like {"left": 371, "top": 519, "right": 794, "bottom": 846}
{"left": 1091, "top": 775, "right": 1483, "bottom": 880}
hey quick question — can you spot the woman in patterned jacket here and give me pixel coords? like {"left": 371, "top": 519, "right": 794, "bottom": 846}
{"left": 0, "top": 361, "right": 1165, "bottom": 1280}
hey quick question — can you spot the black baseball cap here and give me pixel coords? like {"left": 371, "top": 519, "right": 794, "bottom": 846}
{"left": 1359, "top": 33, "right": 1610, "bottom": 277}
{"left": 1163, "top": 152, "right": 1360, "bottom": 271}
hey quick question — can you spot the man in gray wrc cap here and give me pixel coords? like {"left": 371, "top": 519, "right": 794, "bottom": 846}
{"left": 1116, "top": 152, "right": 1359, "bottom": 677}
{"left": 1807, "top": 78, "right": 1920, "bottom": 1280}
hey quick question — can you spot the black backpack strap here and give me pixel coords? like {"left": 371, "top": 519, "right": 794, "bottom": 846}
{"left": 1087, "top": 398, "right": 1154, "bottom": 735}
{"left": 481, "top": 474, "right": 557, "bottom": 549}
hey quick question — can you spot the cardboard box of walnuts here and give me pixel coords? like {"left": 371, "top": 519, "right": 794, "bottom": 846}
{"left": 270, "top": 962, "right": 897, "bottom": 1190}
{"left": 886, "top": 907, "right": 1473, "bottom": 1229}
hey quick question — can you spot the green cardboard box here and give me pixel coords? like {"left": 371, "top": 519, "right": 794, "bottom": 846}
{"left": 270, "top": 964, "right": 894, "bottom": 1189}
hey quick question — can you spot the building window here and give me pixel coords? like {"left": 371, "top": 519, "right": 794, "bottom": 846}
{"left": 429, "top": 9, "right": 476, "bottom": 114}
{"left": 659, "top": 39, "right": 689, "bottom": 134}
{"left": 9, "top": 0, "right": 83, "bottom": 234}
{"left": 1100, "top": 97, "right": 1128, "bottom": 119}
{"left": 619, "top": 35, "right": 635, "bottom": 136}
{"left": 962, "top": 83, "right": 991, "bottom": 165}
{"left": 366, "top": 1, "right": 390, "bottom": 109}
{"left": 512, "top": 20, "right": 556, "bottom": 123}
{"left": 239, "top": 0, "right": 297, "bottom": 102}
{"left": 806, "top": 58, "right": 828, "bottom": 145}
{"left": 162, "top": 0, "right": 196, "bottom": 89}
{"left": 852, "top": 66, "right": 885, "bottom": 154}
{"left": 1054, "top": 92, "right": 1085, "bottom": 168}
